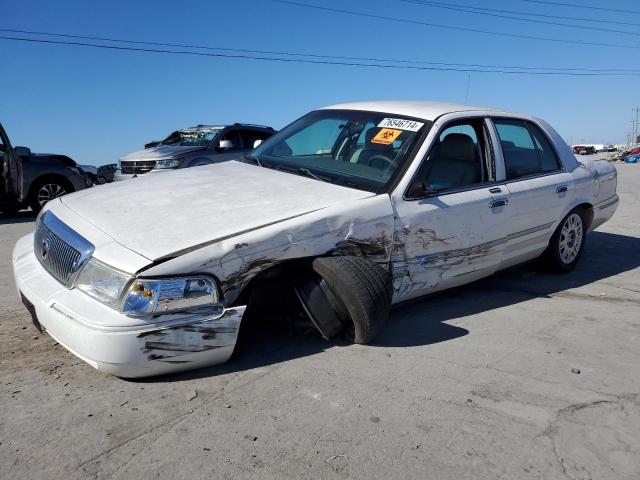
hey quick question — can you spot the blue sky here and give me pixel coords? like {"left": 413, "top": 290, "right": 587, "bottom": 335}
{"left": 1, "top": 0, "right": 638, "bottom": 166}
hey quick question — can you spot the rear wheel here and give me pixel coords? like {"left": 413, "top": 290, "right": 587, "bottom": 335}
{"left": 543, "top": 209, "right": 586, "bottom": 272}
{"left": 29, "top": 179, "right": 70, "bottom": 213}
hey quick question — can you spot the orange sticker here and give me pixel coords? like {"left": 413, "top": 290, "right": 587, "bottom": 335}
{"left": 371, "top": 128, "right": 402, "bottom": 145}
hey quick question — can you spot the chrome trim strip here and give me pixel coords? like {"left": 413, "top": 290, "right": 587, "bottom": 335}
{"left": 415, "top": 222, "right": 553, "bottom": 265}
{"left": 506, "top": 222, "right": 554, "bottom": 241}
{"left": 597, "top": 196, "right": 618, "bottom": 211}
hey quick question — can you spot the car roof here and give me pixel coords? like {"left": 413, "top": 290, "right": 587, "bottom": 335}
{"left": 321, "top": 100, "right": 520, "bottom": 122}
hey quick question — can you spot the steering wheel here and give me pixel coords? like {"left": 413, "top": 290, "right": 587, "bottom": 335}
{"left": 367, "top": 154, "right": 393, "bottom": 170}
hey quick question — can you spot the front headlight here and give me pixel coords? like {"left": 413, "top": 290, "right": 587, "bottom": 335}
{"left": 75, "top": 258, "right": 132, "bottom": 308}
{"left": 121, "top": 276, "right": 219, "bottom": 316}
{"left": 74, "top": 259, "right": 220, "bottom": 315}
{"left": 154, "top": 158, "right": 181, "bottom": 169}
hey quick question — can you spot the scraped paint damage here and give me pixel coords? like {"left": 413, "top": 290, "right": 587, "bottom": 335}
{"left": 138, "top": 306, "right": 245, "bottom": 363}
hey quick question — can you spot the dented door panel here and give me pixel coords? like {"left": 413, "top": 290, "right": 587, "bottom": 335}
{"left": 391, "top": 186, "right": 510, "bottom": 301}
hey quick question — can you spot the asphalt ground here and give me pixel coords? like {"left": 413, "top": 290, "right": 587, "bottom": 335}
{"left": 1, "top": 162, "right": 638, "bottom": 480}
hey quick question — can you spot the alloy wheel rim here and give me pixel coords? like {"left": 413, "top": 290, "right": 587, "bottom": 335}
{"left": 559, "top": 213, "right": 583, "bottom": 264}
{"left": 37, "top": 183, "right": 67, "bottom": 207}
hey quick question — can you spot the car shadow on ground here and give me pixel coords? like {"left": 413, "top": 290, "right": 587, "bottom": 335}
{"left": 141, "top": 230, "right": 640, "bottom": 383}
{"left": 0, "top": 210, "right": 35, "bottom": 225}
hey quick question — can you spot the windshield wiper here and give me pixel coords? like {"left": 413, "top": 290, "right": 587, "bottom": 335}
{"left": 298, "top": 167, "right": 325, "bottom": 182}
{"left": 240, "top": 154, "right": 265, "bottom": 168}
{"left": 280, "top": 165, "right": 332, "bottom": 183}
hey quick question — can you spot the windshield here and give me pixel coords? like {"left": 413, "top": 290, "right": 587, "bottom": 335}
{"left": 159, "top": 127, "right": 223, "bottom": 147}
{"left": 250, "top": 110, "right": 430, "bottom": 193}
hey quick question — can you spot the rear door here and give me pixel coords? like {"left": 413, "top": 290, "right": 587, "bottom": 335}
{"left": 490, "top": 118, "right": 573, "bottom": 267}
{"left": 392, "top": 117, "right": 511, "bottom": 301}
{"left": 0, "top": 123, "right": 23, "bottom": 201}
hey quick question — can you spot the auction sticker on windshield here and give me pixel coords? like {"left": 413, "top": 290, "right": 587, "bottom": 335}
{"left": 378, "top": 118, "right": 424, "bottom": 132}
{"left": 371, "top": 128, "right": 402, "bottom": 145}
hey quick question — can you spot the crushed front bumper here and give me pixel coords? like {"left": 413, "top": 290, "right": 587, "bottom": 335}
{"left": 12, "top": 234, "right": 245, "bottom": 378}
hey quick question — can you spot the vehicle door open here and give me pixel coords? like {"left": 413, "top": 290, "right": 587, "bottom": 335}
{"left": 0, "top": 123, "right": 23, "bottom": 203}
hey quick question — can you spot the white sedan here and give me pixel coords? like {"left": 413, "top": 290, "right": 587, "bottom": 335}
{"left": 13, "top": 101, "right": 619, "bottom": 377}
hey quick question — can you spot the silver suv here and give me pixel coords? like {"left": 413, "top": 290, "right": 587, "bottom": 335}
{"left": 115, "top": 123, "right": 275, "bottom": 181}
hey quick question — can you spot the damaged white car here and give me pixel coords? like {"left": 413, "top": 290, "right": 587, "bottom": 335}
{"left": 13, "top": 101, "right": 618, "bottom": 377}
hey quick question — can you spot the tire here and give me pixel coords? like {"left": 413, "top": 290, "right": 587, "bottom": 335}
{"left": 308, "top": 256, "right": 392, "bottom": 344}
{"left": 542, "top": 208, "right": 587, "bottom": 273}
{"left": 28, "top": 179, "right": 70, "bottom": 213}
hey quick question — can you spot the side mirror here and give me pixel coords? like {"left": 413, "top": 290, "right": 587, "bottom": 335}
{"left": 144, "top": 141, "right": 161, "bottom": 149}
{"left": 14, "top": 146, "right": 31, "bottom": 157}
{"left": 253, "top": 139, "right": 263, "bottom": 149}
{"left": 218, "top": 139, "right": 233, "bottom": 151}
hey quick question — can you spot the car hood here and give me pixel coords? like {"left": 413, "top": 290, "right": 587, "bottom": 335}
{"left": 120, "top": 145, "right": 206, "bottom": 161}
{"left": 60, "top": 161, "right": 375, "bottom": 261}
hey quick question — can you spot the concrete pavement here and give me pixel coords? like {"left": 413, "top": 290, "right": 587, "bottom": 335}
{"left": 1, "top": 164, "right": 639, "bottom": 480}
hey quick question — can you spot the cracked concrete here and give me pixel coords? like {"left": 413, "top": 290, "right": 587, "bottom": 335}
{"left": 1, "top": 164, "right": 639, "bottom": 479}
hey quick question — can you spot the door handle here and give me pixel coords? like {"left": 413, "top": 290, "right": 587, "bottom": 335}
{"left": 556, "top": 185, "right": 568, "bottom": 193}
{"left": 489, "top": 187, "right": 502, "bottom": 193}
{"left": 489, "top": 198, "right": 508, "bottom": 208}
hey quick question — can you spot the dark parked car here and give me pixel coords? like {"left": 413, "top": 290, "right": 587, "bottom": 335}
{"left": 114, "top": 123, "right": 276, "bottom": 181}
{"left": 0, "top": 122, "right": 89, "bottom": 214}
{"left": 96, "top": 163, "right": 117, "bottom": 184}
{"left": 572, "top": 145, "right": 596, "bottom": 155}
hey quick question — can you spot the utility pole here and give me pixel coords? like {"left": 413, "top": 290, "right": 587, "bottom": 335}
{"left": 634, "top": 107, "right": 640, "bottom": 144}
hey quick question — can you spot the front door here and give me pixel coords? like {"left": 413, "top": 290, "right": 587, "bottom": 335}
{"left": 392, "top": 118, "right": 511, "bottom": 301}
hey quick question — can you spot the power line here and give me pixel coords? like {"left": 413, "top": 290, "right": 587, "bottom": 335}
{"left": 3, "top": 28, "right": 639, "bottom": 73}
{"left": 2, "top": 35, "right": 639, "bottom": 77}
{"left": 402, "top": 0, "right": 640, "bottom": 35}
{"left": 274, "top": 0, "right": 639, "bottom": 49}
{"left": 403, "top": 0, "right": 640, "bottom": 26}
{"left": 520, "top": 0, "right": 640, "bottom": 15}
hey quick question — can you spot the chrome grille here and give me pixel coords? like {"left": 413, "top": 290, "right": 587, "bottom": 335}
{"left": 120, "top": 160, "right": 157, "bottom": 175}
{"left": 34, "top": 212, "right": 95, "bottom": 287}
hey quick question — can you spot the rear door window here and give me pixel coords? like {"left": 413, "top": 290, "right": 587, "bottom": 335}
{"left": 529, "top": 125, "right": 561, "bottom": 172}
{"left": 494, "top": 119, "right": 559, "bottom": 180}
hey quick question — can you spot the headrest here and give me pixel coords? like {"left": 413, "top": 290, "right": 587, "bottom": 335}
{"left": 365, "top": 128, "right": 378, "bottom": 143}
{"left": 439, "top": 133, "right": 476, "bottom": 161}
{"left": 501, "top": 140, "right": 516, "bottom": 150}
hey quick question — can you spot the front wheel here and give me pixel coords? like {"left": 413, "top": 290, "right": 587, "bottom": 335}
{"left": 295, "top": 256, "right": 393, "bottom": 344}
{"left": 29, "top": 180, "right": 69, "bottom": 213}
{"left": 542, "top": 209, "right": 586, "bottom": 272}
